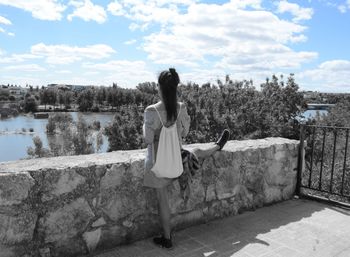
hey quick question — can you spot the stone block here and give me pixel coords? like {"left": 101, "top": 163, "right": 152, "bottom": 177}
{"left": 100, "top": 164, "right": 126, "bottom": 190}
{"left": 98, "top": 225, "right": 127, "bottom": 249}
{"left": 263, "top": 182, "right": 283, "bottom": 204}
{"left": 100, "top": 180, "right": 146, "bottom": 221}
{"left": 40, "top": 197, "right": 94, "bottom": 243}
{"left": 169, "top": 177, "right": 205, "bottom": 214}
{"left": 0, "top": 210, "right": 36, "bottom": 244}
{"left": 50, "top": 236, "right": 87, "bottom": 257}
{"left": 83, "top": 228, "right": 101, "bottom": 253}
{"left": 129, "top": 158, "right": 145, "bottom": 179}
{"left": 205, "top": 184, "right": 216, "bottom": 202}
{"left": 216, "top": 167, "right": 240, "bottom": 200}
{"left": 92, "top": 217, "right": 106, "bottom": 227}
{"left": 213, "top": 151, "right": 234, "bottom": 168}
{"left": 0, "top": 244, "right": 17, "bottom": 257}
{"left": 264, "top": 161, "right": 288, "bottom": 186}
{"left": 0, "top": 172, "right": 35, "bottom": 206}
{"left": 40, "top": 168, "right": 86, "bottom": 201}
{"left": 172, "top": 209, "right": 205, "bottom": 229}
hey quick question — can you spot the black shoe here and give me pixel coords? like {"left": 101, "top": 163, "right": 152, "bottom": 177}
{"left": 216, "top": 129, "right": 230, "bottom": 150}
{"left": 153, "top": 235, "right": 173, "bottom": 249}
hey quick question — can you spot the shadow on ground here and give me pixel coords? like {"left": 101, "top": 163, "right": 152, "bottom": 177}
{"left": 85, "top": 198, "right": 350, "bottom": 257}
{"left": 168, "top": 198, "right": 327, "bottom": 257}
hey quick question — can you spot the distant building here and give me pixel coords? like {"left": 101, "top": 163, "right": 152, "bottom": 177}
{"left": 9, "top": 86, "right": 27, "bottom": 96}
{"left": 47, "top": 84, "right": 91, "bottom": 92}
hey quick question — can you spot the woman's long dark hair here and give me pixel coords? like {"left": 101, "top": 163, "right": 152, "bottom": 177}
{"left": 158, "top": 68, "right": 180, "bottom": 122}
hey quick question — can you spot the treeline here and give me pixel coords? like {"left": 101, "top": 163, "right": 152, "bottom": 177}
{"left": 303, "top": 91, "right": 350, "bottom": 104}
{"left": 105, "top": 74, "right": 306, "bottom": 152}
{"left": 18, "top": 82, "right": 158, "bottom": 113}
{"left": 26, "top": 74, "right": 307, "bottom": 157}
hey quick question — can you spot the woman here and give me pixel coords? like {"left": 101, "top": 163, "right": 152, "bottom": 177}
{"left": 143, "top": 68, "right": 229, "bottom": 249}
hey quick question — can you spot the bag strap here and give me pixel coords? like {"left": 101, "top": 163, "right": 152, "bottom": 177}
{"left": 154, "top": 104, "right": 182, "bottom": 127}
{"left": 154, "top": 107, "right": 164, "bottom": 127}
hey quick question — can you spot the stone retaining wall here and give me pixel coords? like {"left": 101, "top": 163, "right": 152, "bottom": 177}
{"left": 0, "top": 138, "right": 299, "bottom": 257}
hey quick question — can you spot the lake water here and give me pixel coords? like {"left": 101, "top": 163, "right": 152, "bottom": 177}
{"left": 0, "top": 110, "right": 328, "bottom": 163}
{"left": 301, "top": 110, "right": 328, "bottom": 120}
{"left": 0, "top": 112, "right": 115, "bottom": 163}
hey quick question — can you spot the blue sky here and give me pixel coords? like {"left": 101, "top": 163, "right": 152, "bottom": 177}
{"left": 0, "top": 0, "right": 349, "bottom": 92}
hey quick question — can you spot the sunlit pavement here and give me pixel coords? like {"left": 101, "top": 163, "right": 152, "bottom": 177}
{"left": 90, "top": 199, "right": 350, "bottom": 257}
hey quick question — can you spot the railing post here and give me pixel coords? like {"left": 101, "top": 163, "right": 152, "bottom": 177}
{"left": 296, "top": 124, "right": 305, "bottom": 196}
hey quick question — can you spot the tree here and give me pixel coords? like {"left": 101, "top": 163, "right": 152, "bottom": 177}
{"left": 77, "top": 89, "right": 94, "bottom": 112}
{"left": 27, "top": 136, "right": 50, "bottom": 158}
{"left": 23, "top": 94, "right": 37, "bottom": 113}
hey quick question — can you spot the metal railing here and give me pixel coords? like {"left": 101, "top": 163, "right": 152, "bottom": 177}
{"left": 297, "top": 124, "right": 350, "bottom": 206}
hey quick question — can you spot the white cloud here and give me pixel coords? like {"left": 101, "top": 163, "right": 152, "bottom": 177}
{"left": 143, "top": 1, "right": 317, "bottom": 71}
{"left": 0, "top": 27, "right": 4, "bottom": 33}
{"left": 337, "top": 0, "right": 350, "bottom": 13}
{"left": 1, "top": 75, "right": 45, "bottom": 86}
{"left": 55, "top": 70, "right": 72, "bottom": 74}
{"left": 124, "top": 39, "right": 137, "bottom": 45}
{"left": 298, "top": 60, "right": 350, "bottom": 91}
{"left": 338, "top": 5, "right": 347, "bottom": 13}
{"left": 276, "top": 0, "right": 313, "bottom": 22}
{"left": 68, "top": 0, "right": 107, "bottom": 24}
{"left": 107, "top": 1, "right": 126, "bottom": 16}
{"left": 0, "top": 15, "right": 11, "bottom": 25}
{"left": 229, "top": 0, "right": 263, "bottom": 9}
{"left": 108, "top": 0, "right": 200, "bottom": 29}
{"left": 83, "top": 60, "right": 155, "bottom": 87}
{"left": 0, "top": 0, "right": 66, "bottom": 21}
{"left": 319, "top": 60, "right": 350, "bottom": 71}
{"left": 7, "top": 32, "right": 15, "bottom": 36}
{"left": 4, "top": 64, "right": 46, "bottom": 72}
{"left": 30, "top": 43, "right": 116, "bottom": 64}
{"left": 0, "top": 53, "right": 42, "bottom": 63}
{"left": 108, "top": 0, "right": 264, "bottom": 31}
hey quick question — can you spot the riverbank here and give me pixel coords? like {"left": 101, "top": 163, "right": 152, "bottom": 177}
{"left": 0, "top": 130, "right": 36, "bottom": 135}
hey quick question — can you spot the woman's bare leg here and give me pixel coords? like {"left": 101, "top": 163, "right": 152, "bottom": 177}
{"left": 192, "top": 129, "right": 230, "bottom": 158}
{"left": 156, "top": 187, "right": 171, "bottom": 239}
{"left": 192, "top": 144, "right": 220, "bottom": 159}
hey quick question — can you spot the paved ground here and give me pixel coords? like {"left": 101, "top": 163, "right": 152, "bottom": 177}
{"left": 90, "top": 199, "right": 350, "bottom": 257}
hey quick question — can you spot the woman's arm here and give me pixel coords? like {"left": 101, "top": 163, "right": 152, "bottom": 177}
{"left": 143, "top": 107, "right": 155, "bottom": 145}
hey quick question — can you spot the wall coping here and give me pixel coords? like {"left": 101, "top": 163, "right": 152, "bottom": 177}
{"left": 0, "top": 137, "right": 298, "bottom": 173}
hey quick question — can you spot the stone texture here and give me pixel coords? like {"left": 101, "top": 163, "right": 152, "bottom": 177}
{"left": 98, "top": 225, "right": 128, "bottom": 250}
{"left": 0, "top": 244, "right": 17, "bottom": 257}
{"left": 39, "top": 168, "right": 86, "bottom": 201}
{"left": 100, "top": 170, "right": 146, "bottom": 221}
{"left": 100, "top": 164, "right": 126, "bottom": 189}
{"left": 83, "top": 228, "right": 101, "bottom": 253}
{"left": 0, "top": 138, "right": 299, "bottom": 257}
{"left": 92, "top": 217, "right": 106, "bottom": 228}
{"left": 40, "top": 197, "right": 95, "bottom": 243}
{"left": 38, "top": 247, "right": 50, "bottom": 257}
{"left": 0, "top": 211, "right": 36, "bottom": 244}
{"left": 0, "top": 172, "right": 34, "bottom": 206}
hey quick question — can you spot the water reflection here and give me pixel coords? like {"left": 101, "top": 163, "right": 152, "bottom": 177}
{"left": 0, "top": 112, "right": 114, "bottom": 163}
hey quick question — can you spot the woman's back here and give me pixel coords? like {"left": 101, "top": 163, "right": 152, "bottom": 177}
{"left": 143, "top": 101, "right": 190, "bottom": 182}
{"left": 144, "top": 101, "right": 190, "bottom": 143}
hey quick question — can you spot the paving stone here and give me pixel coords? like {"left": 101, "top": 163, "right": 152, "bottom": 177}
{"left": 88, "top": 199, "right": 350, "bottom": 257}
{"left": 180, "top": 247, "right": 220, "bottom": 257}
